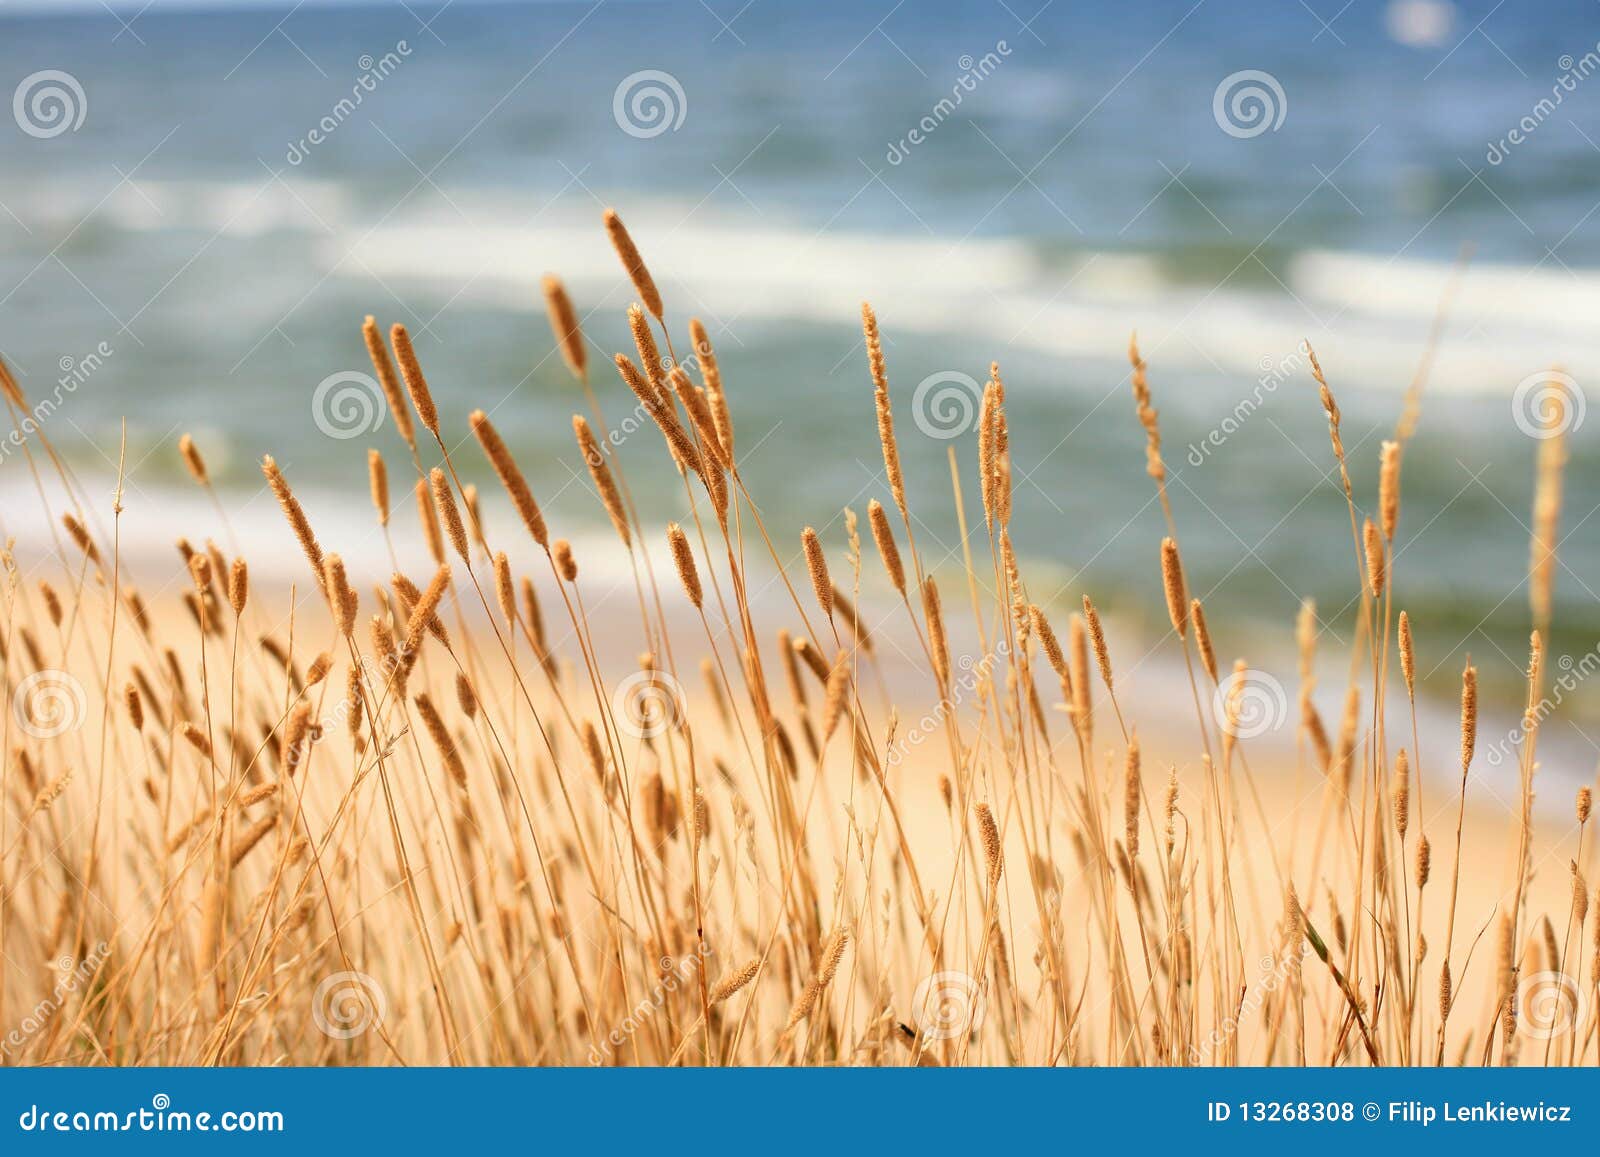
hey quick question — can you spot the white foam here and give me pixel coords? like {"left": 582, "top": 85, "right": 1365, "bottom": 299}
{"left": 326, "top": 197, "right": 1600, "bottom": 401}
{"left": 11, "top": 177, "right": 353, "bottom": 239}
{"left": 24, "top": 176, "right": 1599, "bottom": 401}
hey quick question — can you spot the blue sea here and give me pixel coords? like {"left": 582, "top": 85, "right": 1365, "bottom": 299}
{"left": 2, "top": 0, "right": 1599, "bottom": 732}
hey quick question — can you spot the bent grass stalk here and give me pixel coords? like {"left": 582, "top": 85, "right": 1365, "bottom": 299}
{"left": 0, "top": 211, "right": 1586, "bottom": 1069}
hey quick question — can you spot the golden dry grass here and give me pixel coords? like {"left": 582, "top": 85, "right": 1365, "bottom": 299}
{"left": 0, "top": 213, "right": 1595, "bottom": 1067}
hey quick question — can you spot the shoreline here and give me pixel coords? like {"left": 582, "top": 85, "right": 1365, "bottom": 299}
{"left": 6, "top": 461, "right": 1593, "bottom": 819}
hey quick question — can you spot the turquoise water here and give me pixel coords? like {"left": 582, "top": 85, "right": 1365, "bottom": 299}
{"left": 2, "top": 0, "right": 1599, "bottom": 712}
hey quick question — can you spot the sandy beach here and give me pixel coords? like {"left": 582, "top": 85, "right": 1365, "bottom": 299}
{"left": 4, "top": 494, "right": 1593, "bottom": 1066}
